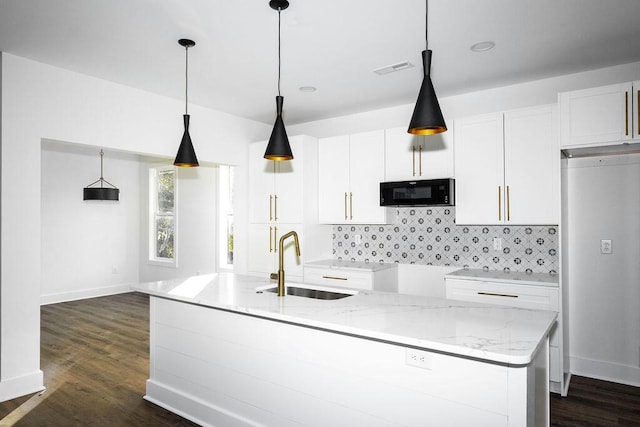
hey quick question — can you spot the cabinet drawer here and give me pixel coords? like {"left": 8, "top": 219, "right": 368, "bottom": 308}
{"left": 445, "top": 278, "right": 559, "bottom": 312}
{"left": 304, "top": 267, "right": 373, "bottom": 290}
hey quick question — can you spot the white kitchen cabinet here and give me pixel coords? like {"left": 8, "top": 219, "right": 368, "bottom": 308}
{"left": 445, "top": 271, "right": 568, "bottom": 396}
{"left": 249, "top": 137, "right": 304, "bottom": 224}
{"left": 303, "top": 260, "right": 397, "bottom": 292}
{"left": 248, "top": 135, "right": 332, "bottom": 281}
{"left": 455, "top": 105, "right": 558, "bottom": 225}
{"left": 248, "top": 223, "right": 304, "bottom": 280}
{"left": 384, "top": 120, "right": 454, "bottom": 181}
{"left": 559, "top": 81, "right": 640, "bottom": 148}
{"left": 318, "top": 130, "right": 389, "bottom": 224}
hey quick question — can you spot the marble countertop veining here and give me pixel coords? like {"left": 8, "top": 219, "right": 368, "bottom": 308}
{"left": 132, "top": 273, "right": 556, "bottom": 365}
{"left": 445, "top": 268, "right": 559, "bottom": 287}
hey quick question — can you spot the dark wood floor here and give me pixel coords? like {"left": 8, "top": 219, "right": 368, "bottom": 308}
{"left": 0, "top": 292, "right": 639, "bottom": 426}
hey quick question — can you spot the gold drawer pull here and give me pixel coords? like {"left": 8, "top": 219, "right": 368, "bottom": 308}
{"left": 412, "top": 146, "right": 416, "bottom": 176}
{"left": 322, "top": 275, "right": 348, "bottom": 281}
{"left": 477, "top": 291, "right": 518, "bottom": 298}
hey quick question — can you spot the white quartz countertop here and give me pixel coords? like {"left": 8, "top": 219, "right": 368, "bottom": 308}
{"left": 446, "top": 268, "right": 559, "bottom": 287}
{"left": 132, "top": 273, "right": 556, "bottom": 365}
{"left": 305, "top": 259, "right": 397, "bottom": 272}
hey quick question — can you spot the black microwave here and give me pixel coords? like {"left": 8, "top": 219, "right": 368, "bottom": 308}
{"left": 380, "top": 178, "right": 455, "bottom": 206}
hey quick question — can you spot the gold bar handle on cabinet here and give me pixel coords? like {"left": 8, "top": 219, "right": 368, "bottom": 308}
{"left": 418, "top": 145, "right": 423, "bottom": 176}
{"left": 269, "top": 195, "right": 273, "bottom": 221}
{"left": 269, "top": 226, "right": 273, "bottom": 252}
{"left": 344, "top": 192, "right": 348, "bottom": 220}
{"left": 349, "top": 192, "right": 353, "bottom": 220}
{"left": 506, "top": 185, "right": 511, "bottom": 221}
{"left": 412, "top": 146, "right": 416, "bottom": 176}
{"left": 477, "top": 292, "right": 518, "bottom": 298}
{"left": 322, "top": 275, "right": 348, "bottom": 281}
{"left": 273, "top": 226, "right": 277, "bottom": 252}
{"left": 498, "top": 186, "right": 502, "bottom": 221}
{"left": 625, "top": 91, "right": 629, "bottom": 136}
{"left": 274, "top": 195, "right": 278, "bottom": 221}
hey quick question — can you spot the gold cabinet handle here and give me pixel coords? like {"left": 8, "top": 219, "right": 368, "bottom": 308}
{"left": 477, "top": 292, "right": 518, "bottom": 298}
{"left": 273, "top": 226, "right": 277, "bottom": 253}
{"left": 274, "top": 195, "right": 278, "bottom": 221}
{"left": 269, "top": 195, "right": 273, "bottom": 221}
{"left": 508, "top": 186, "right": 511, "bottom": 221}
{"left": 412, "top": 146, "right": 416, "bottom": 176}
{"left": 349, "top": 192, "right": 353, "bottom": 220}
{"left": 269, "top": 226, "right": 273, "bottom": 252}
{"left": 344, "top": 192, "right": 348, "bottom": 220}
{"left": 625, "top": 91, "right": 629, "bottom": 136}
{"left": 418, "top": 145, "right": 423, "bottom": 176}
{"left": 322, "top": 275, "right": 348, "bottom": 281}
{"left": 498, "top": 186, "right": 502, "bottom": 221}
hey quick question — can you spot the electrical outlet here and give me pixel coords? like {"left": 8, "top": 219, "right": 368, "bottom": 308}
{"left": 406, "top": 348, "right": 432, "bottom": 370}
{"left": 493, "top": 237, "right": 502, "bottom": 251}
{"left": 354, "top": 234, "right": 362, "bottom": 245}
{"left": 601, "top": 239, "right": 612, "bottom": 254}
{"left": 111, "top": 266, "right": 119, "bottom": 274}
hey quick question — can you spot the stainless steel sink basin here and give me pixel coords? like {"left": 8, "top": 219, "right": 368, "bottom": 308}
{"left": 256, "top": 283, "right": 357, "bottom": 300}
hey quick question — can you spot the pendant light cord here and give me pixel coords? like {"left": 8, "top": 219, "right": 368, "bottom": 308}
{"left": 277, "top": 7, "right": 282, "bottom": 97}
{"left": 425, "top": 0, "right": 429, "bottom": 50}
{"left": 185, "top": 45, "right": 189, "bottom": 115}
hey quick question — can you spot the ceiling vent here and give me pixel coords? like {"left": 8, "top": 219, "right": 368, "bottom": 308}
{"left": 373, "top": 61, "right": 414, "bottom": 75}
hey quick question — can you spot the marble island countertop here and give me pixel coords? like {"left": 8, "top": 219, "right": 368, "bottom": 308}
{"left": 132, "top": 273, "right": 556, "bottom": 365}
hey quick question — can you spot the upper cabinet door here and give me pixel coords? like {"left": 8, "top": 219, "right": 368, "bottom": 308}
{"left": 454, "top": 113, "right": 504, "bottom": 225}
{"left": 504, "top": 105, "right": 558, "bottom": 225}
{"left": 249, "top": 141, "right": 275, "bottom": 224}
{"left": 349, "top": 130, "right": 387, "bottom": 224}
{"left": 384, "top": 120, "right": 454, "bottom": 181}
{"left": 559, "top": 82, "right": 635, "bottom": 148}
{"left": 318, "top": 135, "right": 350, "bottom": 224}
{"left": 273, "top": 137, "right": 304, "bottom": 224}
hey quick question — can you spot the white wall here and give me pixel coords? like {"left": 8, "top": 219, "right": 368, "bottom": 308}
{"left": 139, "top": 159, "right": 218, "bottom": 282}
{"left": 566, "top": 154, "right": 640, "bottom": 387}
{"left": 0, "top": 52, "right": 269, "bottom": 402}
{"left": 41, "top": 141, "right": 140, "bottom": 304}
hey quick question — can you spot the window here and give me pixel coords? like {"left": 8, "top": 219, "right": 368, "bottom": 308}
{"left": 149, "top": 165, "right": 177, "bottom": 266}
{"left": 218, "top": 165, "right": 234, "bottom": 270}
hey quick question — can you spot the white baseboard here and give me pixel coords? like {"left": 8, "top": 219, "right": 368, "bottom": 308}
{"left": 144, "top": 380, "right": 257, "bottom": 427}
{"left": 40, "top": 283, "right": 134, "bottom": 305}
{"left": 0, "top": 370, "right": 44, "bottom": 403}
{"left": 571, "top": 356, "right": 640, "bottom": 387}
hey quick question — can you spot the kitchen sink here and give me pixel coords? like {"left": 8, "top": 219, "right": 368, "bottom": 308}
{"left": 256, "top": 283, "right": 357, "bottom": 300}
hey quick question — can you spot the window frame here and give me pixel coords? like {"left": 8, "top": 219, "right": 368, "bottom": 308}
{"left": 148, "top": 164, "right": 178, "bottom": 268}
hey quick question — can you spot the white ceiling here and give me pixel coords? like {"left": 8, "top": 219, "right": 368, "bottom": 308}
{"left": 1, "top": 0, "right": 640, "bottom": 125}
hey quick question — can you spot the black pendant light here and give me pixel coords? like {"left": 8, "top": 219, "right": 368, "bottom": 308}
{"left": 408, "top": 0, "right": 447, "bottom": 135}
{"left": 83, "top": 149, "right": 120, "bottom": 201}
{"left": 174, "top": 38, "right": 199, "bottom": 167}
{"left": 264, "top": 0, "right": 293, "bottom": 161}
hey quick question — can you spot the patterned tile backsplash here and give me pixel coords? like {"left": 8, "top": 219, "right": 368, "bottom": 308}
{"left": 333, "top": 207, "right": 558, "bottom": 275}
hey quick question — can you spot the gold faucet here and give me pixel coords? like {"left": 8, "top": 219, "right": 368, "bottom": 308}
{"left": 277, "top": 230, "right": 301, "bottom": 296}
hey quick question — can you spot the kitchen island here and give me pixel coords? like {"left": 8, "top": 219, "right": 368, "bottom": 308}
{"left": 133, "top": 273, "right": 556, "bottom": 426}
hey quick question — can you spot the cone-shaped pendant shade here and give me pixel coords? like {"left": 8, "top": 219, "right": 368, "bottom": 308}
{"left": 408, "top": 50, "right": 447, "bottom": 135}
{"left": 264, "top": 96, "right": 293, "bottom": 160}
{"left": 174, "top": 114, "right": 199, "bottom": 167}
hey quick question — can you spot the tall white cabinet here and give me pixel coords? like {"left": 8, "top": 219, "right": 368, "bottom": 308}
{"left": 318, "top": 130, "right": 389, "bottom": 224}
{"left": 454, "top": 105, "right": 558, "bottom": 225}
{"left": 248, "top": 135, "right": 331, "bottom": 280}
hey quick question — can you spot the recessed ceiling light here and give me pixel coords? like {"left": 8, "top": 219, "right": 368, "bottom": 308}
{"left": 470, "top": 41, "right": 496, "bottom": 52}
{"left": 373, "top": 61, "right": 415, "bottom": 75}
{"left": 299, "top": 86, "right": 317, "bottom": 93}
